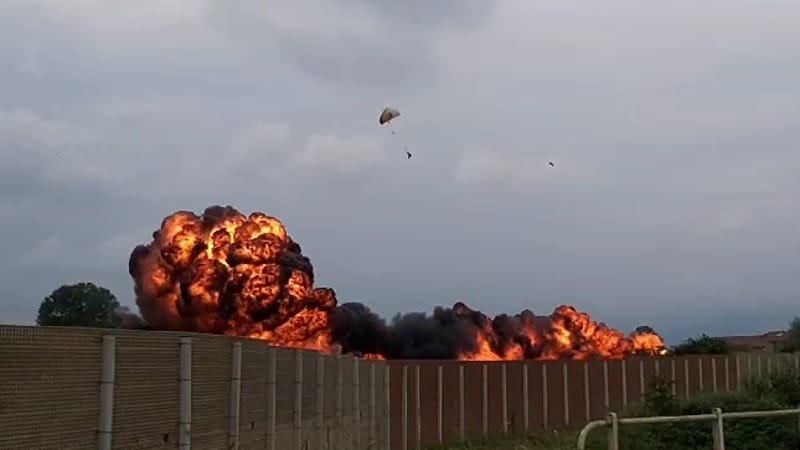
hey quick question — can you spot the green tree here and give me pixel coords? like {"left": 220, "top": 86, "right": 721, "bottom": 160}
{"left": 784, "top": 317, "right": 800, "bottom": 352}
{"left": 36, "top": 282, "right": 121, "bottom": 328}
{"left": 672, "top": 333, "right": 728, "bottom": 355}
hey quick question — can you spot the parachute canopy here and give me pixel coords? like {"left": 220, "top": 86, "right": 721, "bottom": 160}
{"left": 379, "top": 107, "right": 400, "bottom": 125}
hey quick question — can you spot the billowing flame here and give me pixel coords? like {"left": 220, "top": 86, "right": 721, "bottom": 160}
{"left": 128, "top": 205, "right": 336, "bottom": 352}
{"left": 128, "top": 206, "right": 666, "bottom": 360}
{"left": 456, "top": 304, "right": 665, "bottom": 361}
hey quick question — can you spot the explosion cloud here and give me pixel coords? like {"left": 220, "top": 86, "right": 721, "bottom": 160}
{"left": 128, "top": 205, "right": 666, "bottom": 360}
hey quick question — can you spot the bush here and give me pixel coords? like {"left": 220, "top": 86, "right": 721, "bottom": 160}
{"left": 613, "top": 372, "right": 800, "bottom": 450}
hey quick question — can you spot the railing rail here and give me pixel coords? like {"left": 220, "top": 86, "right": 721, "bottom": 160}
{"left": 577, "top": 407, "right": 800, "bottom": 450}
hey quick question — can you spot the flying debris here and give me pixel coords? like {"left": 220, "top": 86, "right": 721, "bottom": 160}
{"left": 378, "top": 107, "right": 400, "bottom": 125}
{"left": 405, "top": 146, "right": 412, "bottom": 159}
{"left": 548, "top": 161, "right": 555, "bottom": 167}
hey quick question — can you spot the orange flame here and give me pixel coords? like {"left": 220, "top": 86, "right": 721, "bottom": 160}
{"left": 129, "top": 206, "right": 666, "bottom": 361}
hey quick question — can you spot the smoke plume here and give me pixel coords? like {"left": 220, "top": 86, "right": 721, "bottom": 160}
{"left": 128, "top": 205, "right": 665, "bottom": 360}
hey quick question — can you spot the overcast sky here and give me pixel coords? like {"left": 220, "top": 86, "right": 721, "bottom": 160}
{"left": 1, "top": 1, "right": 798, "bottom": 344}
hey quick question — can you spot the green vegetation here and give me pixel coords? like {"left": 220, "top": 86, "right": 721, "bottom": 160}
{"left": 783, "top": 317, "right": 800, "bottom": 352}
{"left": 36, "top": 282, "right": 121, "bottom": 328}
{"left": 428, "top": 369, "right": 800, "bottom": 450}
{"left": 672, "top": 333, "right": 729, "bottom": 355}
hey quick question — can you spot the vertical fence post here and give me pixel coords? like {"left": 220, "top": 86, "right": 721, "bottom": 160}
{"left": 638, "top": 360, "right": 645, "bottom": 400}
{"left": 458, "top": 365, "right": 465, "bottom": 441}
{"left": 603, "top": 361, "right": 610, "bottom": 411}
{"left": 316, "top": 353, "right": 325, "bottom": 450}
{"left": 621, "top": 359, "right": 628, "bottom": 407}
{"left": 522, "top": 363, "right": 529, "bottom": 432}
{"left": 670, "top": 358, "right": 677, "bottom": 396}
{"left": 711, "top": 358, "right": 718, "bottom": 393}
{"left": 757, "top": 355, "right": 762, "bottom": 380}
{"left": 698, "top": 358, "right": 704, "bottom": 392}
{"left": 353, "top": 357, "right": 361, "bottom": 450}
{"left": 542, "top": 364, "right": 549, "bottom": 430}
{"left": 437, "top": 365, "right": 443, "bottom": 444}
{"left": 562, "top": 364, "right": 570, "bottom": 426}
{"left": 293, "top": 351, "right": 303, "bottom": 450}
{"left": 724, "top": 357, "right": 730, "bottom": 392}
{"left": 228, "top": 342, "right": 242, "bottom": 450}
{"left": 482, "top": 364, "right": 488, "bottom": 438}
{"left": 97, "top": 335, "right": 116, "bottom": 450}
{"left": 414, "top": 365, "right": 421, "bottom": 450}
{"left": 266, "top": 348, "right": 277, "bottom": 450}
{"left": 335, "top": 355, "right": 343, "bottom": 448}
{"left": 385, "top": 365, "right": 391, "bottom": 450}
{"left": 583, "top": 363, "right": 590, "bottom": 422}
{"left": 735, "top": 355, "right": 741, "bottom": 392}
{"left": 501, "top": 363, "right": 508, "bottom": 434}
{"left": 179, "top": 337, "right": 192, "bottom": 450}
{"left": 711, "top": 407, "right": 725, "bottom": 450}
{"left": 402, "top": 365, "right": 408, "bottom": 450}
{"left": 369, "top": 362, "right": 376, "bottom": 450}
{"left": 684, "top": 359, "right": 690, "bottom": 397}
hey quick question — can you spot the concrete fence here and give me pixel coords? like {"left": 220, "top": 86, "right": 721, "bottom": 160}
{"left": 2, "top": 324, "right": 798, "bottom": 450}
{"left": 0, "top": 325, "right": 388, "bottom": 450}
{"left": 385, "top": 353, "right": 800, "bottom": 449}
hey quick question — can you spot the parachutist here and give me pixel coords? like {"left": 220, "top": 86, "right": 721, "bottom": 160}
{"left": 379, "top": 107, "right": 400, "bottom": 125}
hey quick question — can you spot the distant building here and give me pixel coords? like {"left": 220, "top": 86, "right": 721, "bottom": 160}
{"left": 717, "top": 331, "right": 787, "bottom": 353}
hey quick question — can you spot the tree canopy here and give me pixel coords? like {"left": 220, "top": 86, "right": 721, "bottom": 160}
{"left": 783, "top": 316, "right": 800, "bottom": 352}
{"left": 672, "top": 333, "right": 729, "bottom": 355}
{"left": 635, "top": 325, "right": 655, "bottom": 334}
{"left": 36, "top": 282, "right": 121, "bottom": 328}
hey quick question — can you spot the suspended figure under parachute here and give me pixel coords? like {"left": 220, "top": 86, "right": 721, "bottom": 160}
{"left": 379, "top": 107, "right": 400, "bottom": 125}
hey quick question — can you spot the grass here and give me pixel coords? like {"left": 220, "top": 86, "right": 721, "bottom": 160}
{"left": 423, "top": 429, "right": 608, "bottom": 450}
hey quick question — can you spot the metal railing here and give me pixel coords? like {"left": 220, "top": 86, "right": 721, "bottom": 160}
{"left": 577, "top": 407, "right": 800, "bottom": 450}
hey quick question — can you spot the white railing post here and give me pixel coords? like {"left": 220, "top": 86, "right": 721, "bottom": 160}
{"left": 228, "top": 342, "right": 242, "bottom": 450}
{"left": 711, "top": 408, "right": 725, "bottom": 450}
{"left": 607, "top": 412, "right": 619, "bottom": 450}
{"left": 179, "top": 337, "right": 192, "bottom": 450}
{"left": 578, "top": 407, "right": 800, "bottom": 450}
{"left": 97, "top": 335, "right": 116, "bottom": 450}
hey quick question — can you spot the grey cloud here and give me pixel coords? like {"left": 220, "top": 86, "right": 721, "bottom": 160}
{"left": 0, "top": 0, "right": 797, "bottom": 345}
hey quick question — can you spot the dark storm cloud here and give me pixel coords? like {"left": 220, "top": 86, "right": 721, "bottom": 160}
{"left": 0, "top": 0, "right": 797, "bottom": 345}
